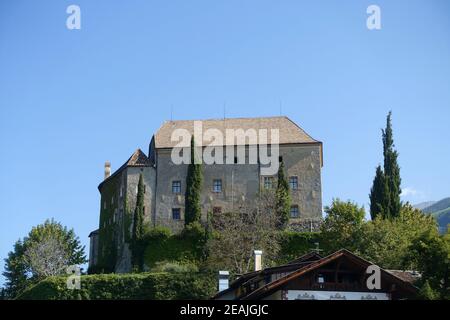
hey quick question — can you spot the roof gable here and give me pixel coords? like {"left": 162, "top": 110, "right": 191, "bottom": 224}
{"left": 98, "top": 149, "right": 150, "bottom": 190}
{"left": 241, "top": 249, "right": 418, "bottom": 300}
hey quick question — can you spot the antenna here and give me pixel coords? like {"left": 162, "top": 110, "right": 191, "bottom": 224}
{"left": 279, "top": 100, "right": 282, "bottom": 116}
{"left": 170, "top": 104, "right": 173, "bottom": 121}
{"left": 223, "top": 101, "right": 226, "bottom": 120}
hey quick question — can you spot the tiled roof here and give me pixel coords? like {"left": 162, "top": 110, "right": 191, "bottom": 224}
{"left": 154, "top": 116, "right": 320, "bottom": 148}
{"left": 386, "top": 270, "right": 421, "bottom": 284}
{"left": 98, "top": 149, "right": 150, "bottom": 191}
{"left": 240, "top": 249, "right": 419, "bottom": 300}
{"left": 125, "top": 148, "right": 151, "bottom": 167}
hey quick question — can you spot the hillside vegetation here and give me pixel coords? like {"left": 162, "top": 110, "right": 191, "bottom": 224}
{"left": 417, "top": 197, "right": 450, "bottom": 234}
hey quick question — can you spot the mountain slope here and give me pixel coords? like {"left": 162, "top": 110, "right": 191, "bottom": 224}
{"left": 417, "top": 197, "right": 450, "bottom": 234}
{"left": 413, "top": 201, "right": 437, "bottom": 210}
{"left": 421, "top": 197, "right": 450, "bottom": 214}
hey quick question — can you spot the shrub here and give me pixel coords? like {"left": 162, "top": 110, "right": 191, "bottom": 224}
{"left": 278, "top": 231, "right": 322, "bottom": 263}
{"left": 17, "top": 272, "right": 216, "bottom": 300}
{"left": 143, "top": 226, "right": 205, "bottom": 269}
{"left": 150, "top": 261, "right": 199, "bottom": 273}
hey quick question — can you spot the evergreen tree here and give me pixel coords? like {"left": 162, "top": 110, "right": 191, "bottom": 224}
{"left": 369, "top": 165, "right": 389, "bottom": 219}
{"left": 275, "top": 161, "right": 291, "bottom": 229}
{"left": 185, "top": 136, "right": 202, "bottom": 226}
{"left": 369, "top": 111, "right": 402, "bottom": 219}
{"left": 131, "top": 173, "right": 146, "bottom": 271}
{"left": 382, "top": 112, "right": 402, "bottom": 217}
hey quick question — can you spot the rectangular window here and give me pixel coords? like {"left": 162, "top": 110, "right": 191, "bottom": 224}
{"left": 213, "top": 207, "right": 222, "bottom": 214}
{"left": 290, "top": 205, "right": 299, "bottom": 218}
{"left": 172, "top": 181, "right": 181, "bottom": 194}
{"left": 289, "top": 176, "right": 298, "bottom": 190}
{"left": 263, "top": 176, "right": 274, "bottom": 189}
{"left": 172, "top": 208, "right": 181, "bottom": 220}
{"left": 213, "top": 179, "right": 222, "bottom": 193}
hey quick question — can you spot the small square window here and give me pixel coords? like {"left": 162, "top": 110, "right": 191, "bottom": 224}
{"left": 172, "top": 208, "right": 181, "bottom": 220}
{"left": 263, "top": 177, "right": 274, "bottom": 189}
{"left": 290, "top": 205, "right": 299, "bottom": 218}
{"left": 213, "top": 207, "right": 222, "bottom": 214}
{"left": 289, "top": 176, "right": 298, "bottom": 190}
{"left": 213, "top": 179, "right": 222, "bottom": 193}
{"left": 172, "top": 181, "right": 181, "bottom": 194}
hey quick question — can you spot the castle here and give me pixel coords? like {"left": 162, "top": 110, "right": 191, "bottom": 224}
{"left": 88, "top": 116, "right": 323, "bottom": 273}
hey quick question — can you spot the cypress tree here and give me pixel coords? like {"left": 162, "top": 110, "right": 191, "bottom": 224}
{"left": 369, "top": 165, "right": 388, "bottom": 219}
{"left": 185, "top": 136, "right": 202, "bottom": 226}
{"left": 275, "top": 161, "right": 291, "bottom": 229}
{"left": 382, "top": 112, "right": 402, "bottom": 217}
{"left": 131, "top": 173, "right": 145, "bottom": 271}
{"left": 369, "top": 111, "right": 402, "bottom": 219}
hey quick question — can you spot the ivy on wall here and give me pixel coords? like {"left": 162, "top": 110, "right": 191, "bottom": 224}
{"left": 96, "top": 175, "right": 121, "bottom": 273}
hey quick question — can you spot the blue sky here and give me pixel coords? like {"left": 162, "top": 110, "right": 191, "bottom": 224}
{"left": 0, "top": 0, "right": 449, "bottom": 285}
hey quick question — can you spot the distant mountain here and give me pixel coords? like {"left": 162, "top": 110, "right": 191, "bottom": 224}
{"left": 413, "top": 201, "right": 437, "bottom": 210}
{"left": 415, "top": 198, "right": 450, "bottom": 234}
{"left": 421, "top": 197, "right": 450, "bottom": 214}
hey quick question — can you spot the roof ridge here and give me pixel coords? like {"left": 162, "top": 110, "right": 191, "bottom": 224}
{"left": 163, "top": 115, "right": 287, "bottom": 123}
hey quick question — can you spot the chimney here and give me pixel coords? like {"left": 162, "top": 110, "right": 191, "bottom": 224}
{"left": 104, "top": 161, "right": 111, "bottom": 180}
{"left": 254, "top": 250, "right": 263, "bottom": 271}
{"left": 218, "top": 271, "right": 229, "bottom": 291}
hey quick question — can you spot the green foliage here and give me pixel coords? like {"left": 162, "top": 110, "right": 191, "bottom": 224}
{"left": 97, "top": 175, "right": 120, "bottom": 273}
{"left": 418, "top": 280, "right": 439, "bottom": 300}
{"left": 185, "top": 136, "right": 203, "bottom": 226}
{"left": 370, "top": 111, "right": 402, "bottom": 219}
{"left": 275, "top": 161, "right": 291, "bottom": 229}
{"left": 123, "top": 196, "right": 132, "bottom": 243}
{"left": 356, "top": 204, "right": 439, "bottom": 270}
{"left": 2, "top": 240, "right": 28, "bottom": 299}
{"left": 278, "top": 232, "right": 322, "bottom": 264}
{"left": 150, "top": 261, "right": 199, "bottom": 273}
{"left": 320, "top": 199, "right": 365, "bottom": 253}
{"left": 369, "top": 165, "right": 388, "bottom": 219}
{"left": 404, "top": 229, "right": 449, "bottom": 299}
{"left": 382, "top": 111, "right": 402, "bottom": 217}
{"left": 17, "top": 272, "right": 217, "bottom": 300}
{"left": 131, "top": 174, "right": 147, "bottom": 271}
{"left": 143, "top": 225, "right": 206, "bottom": 269}
{"left": 2, "top": 219, "right": 86, "bottom": 299}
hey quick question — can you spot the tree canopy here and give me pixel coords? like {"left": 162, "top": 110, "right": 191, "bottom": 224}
{"left": 2, "top": 219, "right": 86, "bottom": 299}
